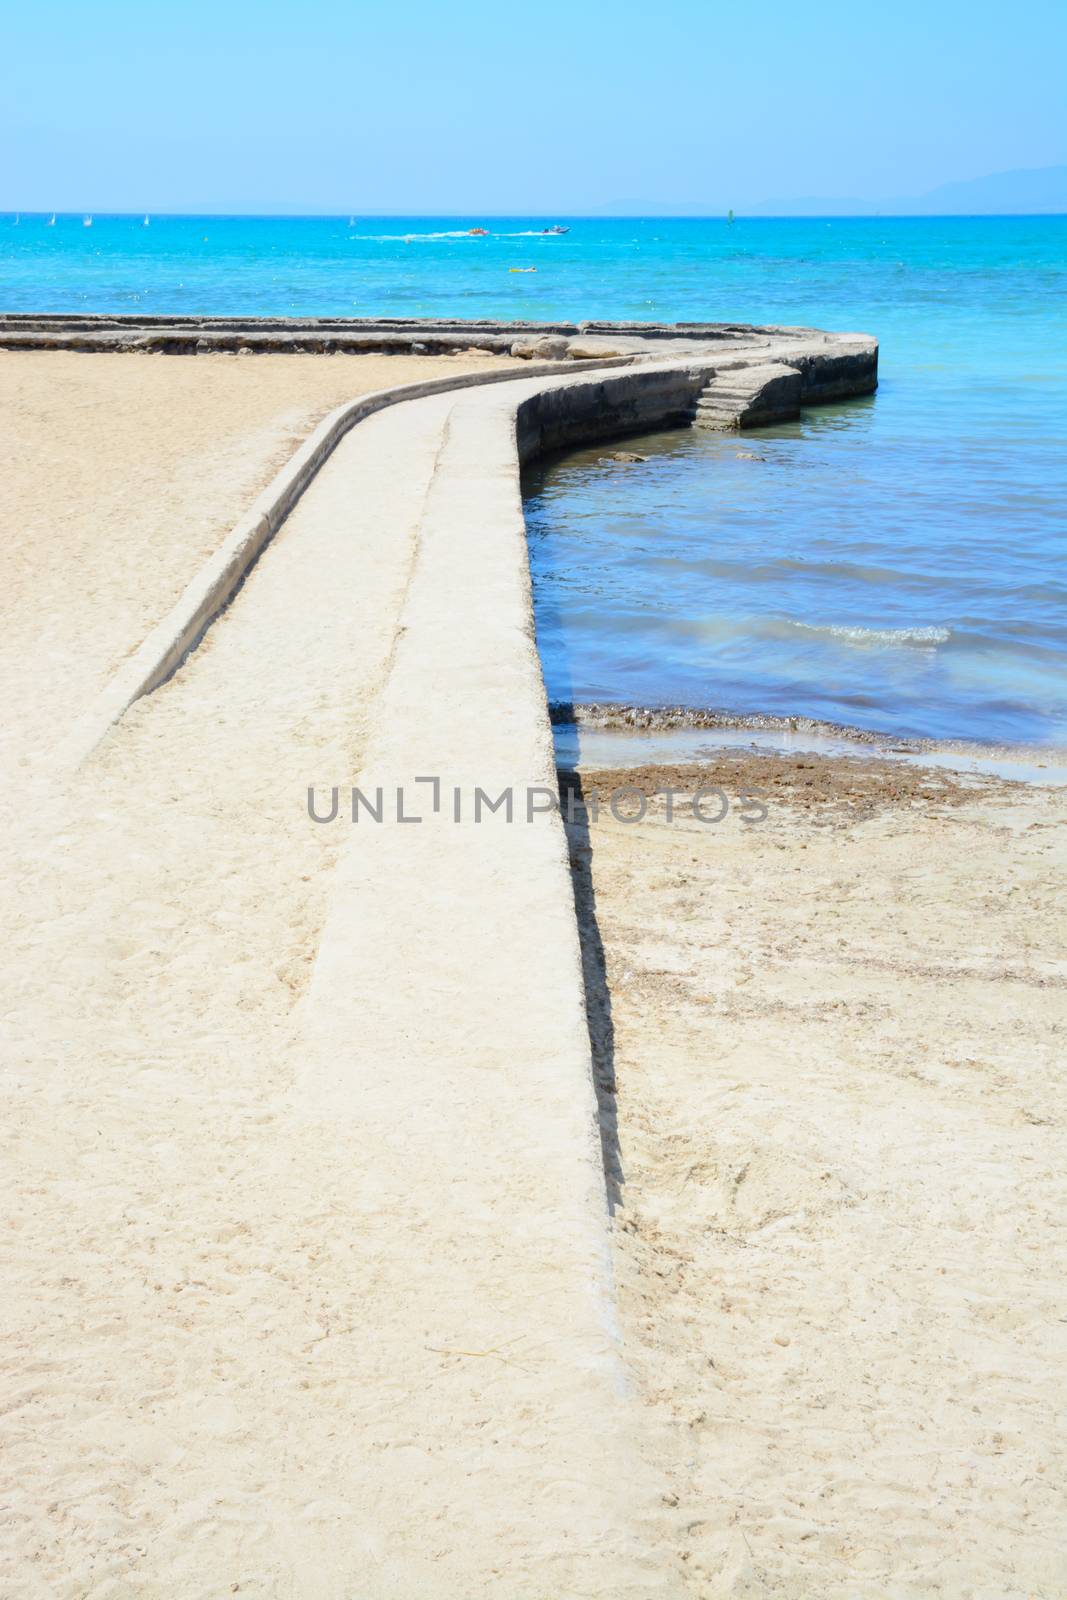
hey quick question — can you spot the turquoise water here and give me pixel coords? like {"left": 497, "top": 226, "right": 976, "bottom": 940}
{"left": 4, "top": 213, "right": 1065, "bottom": 744}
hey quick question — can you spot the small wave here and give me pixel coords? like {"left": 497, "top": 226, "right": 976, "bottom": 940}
{"left": 789, "top": 621, "right": 951, "bottom": 647}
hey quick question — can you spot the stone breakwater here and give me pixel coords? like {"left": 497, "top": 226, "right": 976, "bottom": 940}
{"left": 0, "top": 311, "right": 878, "bottom": 377}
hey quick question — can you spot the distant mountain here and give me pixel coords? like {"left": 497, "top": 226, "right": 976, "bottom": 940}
{"left": 599, "top": 166, "right": 1066, "bottom": 218}
{"left": 918, "top": 165, "right": 1067, "bottom": 213}
{"left": 744, "top": 165, "right": 1067, "bottom": 217}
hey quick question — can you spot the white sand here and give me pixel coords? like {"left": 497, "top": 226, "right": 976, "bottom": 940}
{"left": 567, "top": 759, "right": 1067, "bottom": 1596}
{"left": 0, "top": 349, "right": 512, "bottom": 773}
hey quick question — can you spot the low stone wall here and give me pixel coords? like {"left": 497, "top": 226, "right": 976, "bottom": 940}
{"left": 780, "top": 341, "right": 883, "bottom": 403}
{"left": 516, "top": 362, "right": 708, "bottom": 455}
{"left": 514, "top": 339, "right": 876, "bottom": 454}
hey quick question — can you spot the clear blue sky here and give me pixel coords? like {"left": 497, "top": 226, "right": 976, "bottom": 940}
{"left": 2, "top": 0, "right": 1064, "bottom": 213}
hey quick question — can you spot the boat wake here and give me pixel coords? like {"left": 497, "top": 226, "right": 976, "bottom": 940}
{"left": 353, "top": 228, "right": 570, "bottom": 242}
{"left": 355, "top": 230, "right": 478, "bottom": 241}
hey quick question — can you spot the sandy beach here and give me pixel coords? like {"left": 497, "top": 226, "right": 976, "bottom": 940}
{"left": 567, "top": 753, "right": 1067, "bottom": 1596}
{"left": 2, "top": 352, "right": 1065, "bottom": 1596}
{"left": 0, "top": 349, "right": 512, "bottom": 771}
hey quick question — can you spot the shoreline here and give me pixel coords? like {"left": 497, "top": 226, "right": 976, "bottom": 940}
{"left": 551, "top": 702, "right": 1067, "bottom": 786}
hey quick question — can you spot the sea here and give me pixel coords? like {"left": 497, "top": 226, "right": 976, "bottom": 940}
{"left": 4, "top": 212, "right": 1065, "bottom": 746}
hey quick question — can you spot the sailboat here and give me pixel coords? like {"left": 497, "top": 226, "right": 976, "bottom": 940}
{"left": 83, "top": 215, "right": 93, "bottom": 227}
{"left": 143, "top": 214, "right": 150, "bottom": 226}
{"left": 13, "top": 214, "right": 19, "bottom": 225}
{"left": 348, "top": 216, "right": 355, "bottom": 227}
{"left": 727, "top": 208, "right": 735, "bottom": 225}
{"left": 47, "top": 213, "right": 56, "bottom": 226}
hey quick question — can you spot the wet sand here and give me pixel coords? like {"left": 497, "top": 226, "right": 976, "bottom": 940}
{"left": 564, "top": 754, "right": 1067, "bottom": 1596}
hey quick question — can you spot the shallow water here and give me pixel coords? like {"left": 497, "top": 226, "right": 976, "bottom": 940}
{"left": 552, "top": 721, "right": 1067, "bottom": 788}
{"left": 4, "top": 212, "right": 1065, "bottom": 744}
{"left": 524, "top": 401, "right": 1066, "bottom": 745}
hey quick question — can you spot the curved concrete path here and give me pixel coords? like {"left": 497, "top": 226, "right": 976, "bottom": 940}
{"left": 19, "top": 341, "right": 874, "bottom": 1596}
{"left": 296, "top": 376, "right": 670, "bottom": 1594}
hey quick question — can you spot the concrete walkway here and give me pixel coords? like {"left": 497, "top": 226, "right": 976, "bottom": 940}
{"left": 297, "top": 379, "right": 670, "bottom": 1594}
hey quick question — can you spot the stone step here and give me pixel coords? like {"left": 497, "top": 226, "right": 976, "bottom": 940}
{"left": 691, "top": 361, "right": 803, "bottom": 430}
{"left": 692, "top": 412, "right": 741, "bottom": 430}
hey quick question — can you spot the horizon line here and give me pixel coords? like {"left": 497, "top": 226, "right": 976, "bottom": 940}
{"left": 5, "top": 208, "right": 1066, "bottom": 220}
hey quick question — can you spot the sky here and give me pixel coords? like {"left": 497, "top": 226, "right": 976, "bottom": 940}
{"left": 2, "top": 0, "right": 1065, "bottom": 213}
